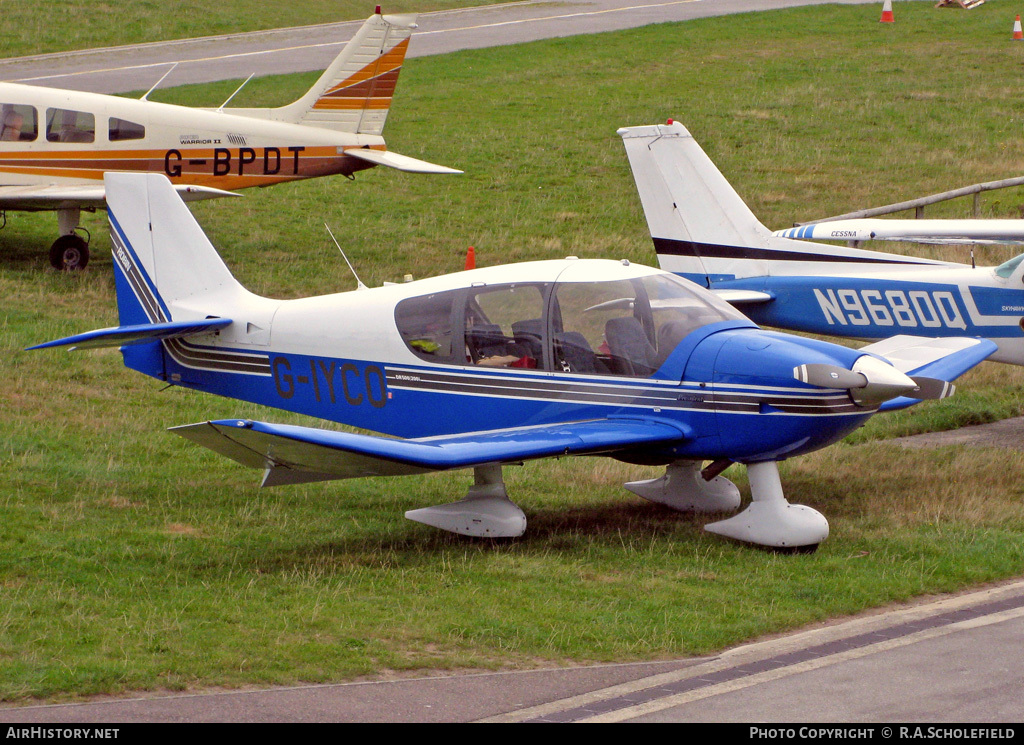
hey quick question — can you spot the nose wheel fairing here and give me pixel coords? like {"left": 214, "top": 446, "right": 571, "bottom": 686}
{"left": 705, "top": 461, "right": 828, "bottom": 549}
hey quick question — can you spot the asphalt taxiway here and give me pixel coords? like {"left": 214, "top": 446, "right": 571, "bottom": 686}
{"left": 0, "top": 1, "right": 879, "bottom": 94}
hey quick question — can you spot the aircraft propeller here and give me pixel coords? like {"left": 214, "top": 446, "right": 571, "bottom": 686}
{"left": 794, "top": 355, "right": 953, "bottom": 406}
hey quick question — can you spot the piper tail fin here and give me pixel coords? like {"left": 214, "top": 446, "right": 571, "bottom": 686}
{"left": 234, "top": 10, "right": 416, "bottom": 136}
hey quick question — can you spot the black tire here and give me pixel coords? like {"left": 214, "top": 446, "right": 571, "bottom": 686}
{"left": 49, "top": 234, "right": 89, "bottom": 271}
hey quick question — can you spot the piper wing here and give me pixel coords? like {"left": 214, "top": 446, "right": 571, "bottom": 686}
{"left": 0, "top": 183, "right": 239, "bottom": 211}
{"left": 172, "top": 417, "right": 692, "bottom": 487}
{"left": 774, "top": 219, "right": 1024, "bottom": 245}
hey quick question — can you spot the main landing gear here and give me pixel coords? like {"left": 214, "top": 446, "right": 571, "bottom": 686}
{"left": 405, "top": 464, "right": 527, "bottom": 538}
{"left": 50, "top": 208, "right": 90, "bottom": 270}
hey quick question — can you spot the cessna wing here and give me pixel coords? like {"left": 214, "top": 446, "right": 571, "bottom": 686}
{"left": 860, "top": 335, "right": 997, "bottom": 410}
{"left": 0, "top": 183, "right": 238, "bottom": 211}
{"left": 172, "top": 417, "right": 692, "bottom": 486}
{"left": 774, "top": 219, "right": 1024, "bottom": 245}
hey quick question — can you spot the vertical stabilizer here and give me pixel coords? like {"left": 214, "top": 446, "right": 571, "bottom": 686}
{"left": 619, "top": 120, "right": 775, "bottom": 284}
{"left": 106, "top": 172, "right": 244, "bottom": 325}
{"left": 619, "top": 120, "right": 950, "bottom": 284}
{"left": 251, "top": 11, "right": 417, "bottom": 135}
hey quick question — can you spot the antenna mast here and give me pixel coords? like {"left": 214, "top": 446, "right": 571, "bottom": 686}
{"left": 325, "top": 223, "right": 367, "bottom": 290}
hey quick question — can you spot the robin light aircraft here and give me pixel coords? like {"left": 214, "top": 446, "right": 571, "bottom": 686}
{"left": 620, "top": 120, "right": 1024, "bottom": 366}
{"left": 0, "top": 8, "right": 458, "bottom": 270}
{"left": 30, "top": 173, "right": 995, "bottom": 550}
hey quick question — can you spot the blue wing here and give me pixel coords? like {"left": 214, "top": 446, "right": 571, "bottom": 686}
{"left": 172, "top": 417, "right": 693, "bottom": 487}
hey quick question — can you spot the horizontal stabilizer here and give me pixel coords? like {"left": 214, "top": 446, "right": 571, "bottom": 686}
{"left": 173, "top": 184, "right": 242, "bottom": 203}
{"left": 774, "top": 219, "right": 1024, "bottom": 245}
{"left": 26, "top": 318, "right": 231, "bottom": 351}
{"left": 344, "top": 148, "right": 462, "bottom": 174}
{"left": 712, "top": 289, "right": 774, "bottom": 305}
{"left": 861, "top": 335, "right": 997, "bottom": 376}
{"left": 172, "top": 417, "right": 691, "bottom": 485}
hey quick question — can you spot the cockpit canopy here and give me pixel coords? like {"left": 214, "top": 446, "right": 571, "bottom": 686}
{"left": 395, "top": 266, "right": 746, "bottom": 377}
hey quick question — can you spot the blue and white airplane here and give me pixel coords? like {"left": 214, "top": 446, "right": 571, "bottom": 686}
{"left": 29, "top": 173, "right": 996, "bottom": 550}
{"left": 619, "top": 120, "right": 1024, "bottom": 366}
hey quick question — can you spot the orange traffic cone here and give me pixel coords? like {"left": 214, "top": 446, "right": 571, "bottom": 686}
{"left": 465, "top": 246, "right": 476, "bottom": 270}
{"left": 1014, "top": 15, "right": 1023, "bottom": 40}
{"left": 880, "top": 0, "right": 894, "bottom": 23}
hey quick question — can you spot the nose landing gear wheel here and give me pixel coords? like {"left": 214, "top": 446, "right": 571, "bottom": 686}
{"left": 49, "top": 234, "right": 90, "bottom": 270}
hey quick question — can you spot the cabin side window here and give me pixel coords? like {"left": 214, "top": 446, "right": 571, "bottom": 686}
{"left": 395, "top": 291, "right": 458, "bottom": 362}
{"left": 1, "top": 104, "right": 37, "bottom": 142}
{"left": 396, "top": 284, "right": 549, "bottom": 368}
{"left": 45, "top": 107, "right": 95, "bottom": 143}
{"left": 551, "top": 274, "right": 744, "bottom": 377}
{"left": 109, "top": 117, "right": 146, "bottom": 142}
{"left": 465, "top": 284, "right": 546, "bottom": 369}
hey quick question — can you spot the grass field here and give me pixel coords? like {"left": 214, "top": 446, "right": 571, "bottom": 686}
{"left": 3, "top": 3, "right": 1024, "bottom": 702}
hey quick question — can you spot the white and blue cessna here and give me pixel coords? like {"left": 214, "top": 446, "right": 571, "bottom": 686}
{"left": 620, "top": 120, "right": 1024, "bottom": 366}
{"left": 30, "top": 173, "right": 995, "bottom": 550}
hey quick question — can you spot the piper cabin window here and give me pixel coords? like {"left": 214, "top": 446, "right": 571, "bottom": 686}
{"left": 109, "top": 117, "right": 146, "bottom": 142}
{"left": 0, "top": 104, "right": 37, "bottom": 142}
{"left": 46, "top": 107, "right": 95, "bottom": 143}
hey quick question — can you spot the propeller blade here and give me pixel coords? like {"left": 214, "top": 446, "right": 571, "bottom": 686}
{"left": 793, "top": 363, "right": 867, "bottom": 390}
{"left": 908, "top": 377, "right": 955, "bottom": 400}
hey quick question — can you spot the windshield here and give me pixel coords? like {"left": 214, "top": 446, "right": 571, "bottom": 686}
{"left": 995, "top": 253, "right": 1024, "bottom": 279}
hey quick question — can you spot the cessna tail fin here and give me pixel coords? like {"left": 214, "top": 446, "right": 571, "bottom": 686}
{"left": 618, "top": 120, "right": 948, "bottom": 286}
{"left": 231, "top": 10, "right": 416, "bottom": 136}
{"left": 619, "top": 120, "right": 775, "bottom": 253}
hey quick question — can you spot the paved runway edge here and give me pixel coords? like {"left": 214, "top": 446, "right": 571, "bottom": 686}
{"left": 479, "top": 579, "right": 1024, "bottom": 723}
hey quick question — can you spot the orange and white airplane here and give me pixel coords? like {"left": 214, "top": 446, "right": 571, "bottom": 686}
{"left": 0, "top": 8, "right": 459, "bottom": 269}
